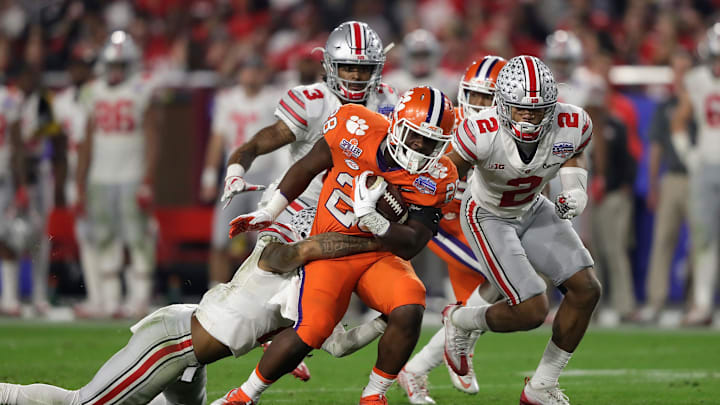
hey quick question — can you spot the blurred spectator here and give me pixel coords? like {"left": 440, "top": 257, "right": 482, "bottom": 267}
{"left": 384, "top": 29, "right": 457, "bottom": 98}
{"left": 634, "top": 50, "right": 694, "bottom": 324}
{"left": 201, "top": 56, "right": 288, "bottom": 287}
{"left": 671, "top": 23, "right": 720, "bottom": 326}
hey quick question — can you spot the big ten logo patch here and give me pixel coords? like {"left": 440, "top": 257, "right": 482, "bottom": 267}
{"left": 340, "top": 138, "right": 363, "bottom": 158}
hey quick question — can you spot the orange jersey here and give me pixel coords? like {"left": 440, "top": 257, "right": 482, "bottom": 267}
{"left": 312, "top": 103, "right": 459, "bottom": 237}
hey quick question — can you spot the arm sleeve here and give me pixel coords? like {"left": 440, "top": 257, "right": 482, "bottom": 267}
{"left": 575, "top": 110, "right": 593, "bottom": 154}
{"left": 451, "top": 118, "right": 481, "bottom": 162}
{"left": 274, "top": 88, "right": 309, "bottom": 138}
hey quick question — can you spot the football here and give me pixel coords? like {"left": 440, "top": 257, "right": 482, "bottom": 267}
{"left": 366, "top": 175, "right": 409, "bottom": 224}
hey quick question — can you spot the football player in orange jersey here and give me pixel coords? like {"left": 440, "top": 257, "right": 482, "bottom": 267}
{"left": 398, "top": 56, "right": 507, "bottom": 403}
{"left": 220, "top": 86, "right": 458, "bottom": 405}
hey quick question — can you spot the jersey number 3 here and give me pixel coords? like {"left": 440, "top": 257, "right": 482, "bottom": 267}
{"left": 499, "top": 176, "right": 543, "bottom": 207}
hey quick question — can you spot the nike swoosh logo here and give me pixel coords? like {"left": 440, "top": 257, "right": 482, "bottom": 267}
{"left": 459, "top": 376, "right": 472, "bottom": 389}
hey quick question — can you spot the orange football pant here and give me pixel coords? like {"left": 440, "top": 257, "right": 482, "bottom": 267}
{"left": 294, "top": 252, "right": 426, "bottom": 348}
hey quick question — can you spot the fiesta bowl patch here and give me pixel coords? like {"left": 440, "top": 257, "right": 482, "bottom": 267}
{"left": 552, "top": 142, "right": 574, "bottom": 158}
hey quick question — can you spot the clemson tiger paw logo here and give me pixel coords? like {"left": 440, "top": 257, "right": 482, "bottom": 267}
{"left": 428, "top": 162, "right": 449, "bottom": 179}
{"left": 345, "top": 115, "right": 369, "bottom": 135}
{"left": 395, "top": 90, "right": 414, "bottom": 113}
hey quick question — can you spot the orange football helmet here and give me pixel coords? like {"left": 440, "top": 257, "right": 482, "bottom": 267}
{"left": 457, "top": 55, "right": 506, "bottom": 117}
{"left": 387, "top": 86, "right": 455, "bottom": 174}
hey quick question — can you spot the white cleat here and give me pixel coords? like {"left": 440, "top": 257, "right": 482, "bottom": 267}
{"left": 442, "top": 303, "right": 473, "bottom": 376}
{"left": 397, "top": 368, "right": 436, "bottom": 404}
{"left": 519, "top": 378, "right": 570, "bottom": 405}
{"left": 447, "top": 353, "right": 479, "bottom": 394}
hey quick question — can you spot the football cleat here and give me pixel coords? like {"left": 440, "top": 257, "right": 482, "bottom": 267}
{"left": 442, "top": 303, "right": 473, "bottom": 376}
{"left": 397, "top": 368, "right": 436, "bottom": 404}
{"left": 681, "top": 308, "right": 713, "bottom": 327}
{"left": 519, "top": 377, "right": 570, "bottom": 405}
{"left": 446, "top": 352, "right": 479, "bottom": 394}
{"left": 359, "top": 393, "right": 388, "bottom": 405}
{"left": 211, "top": 387, "right": 255, "bottom": 405}
{"left": 262, "top": 342, "right": 311, "bottom": 381}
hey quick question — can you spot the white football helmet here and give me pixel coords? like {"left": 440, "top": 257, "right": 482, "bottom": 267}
{"left": 544, "top": 30, "right": 582, "bottom": 81}
{"left": 403, "top": 29, "right": 441, "bottom": 78}
{"left": 98, "top": 30, "right": 141, "bottom": 84}
{"left": 495, "top": 55, "right": 558, "bottom": 143}
{"left": 322, "top": 21, "right": 385, "bottom": 102}
{"left": 698, "top": 23, "right": 720, "bottom": 61}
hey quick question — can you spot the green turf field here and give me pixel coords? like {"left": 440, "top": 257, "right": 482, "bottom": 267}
{"left": 1, "top": 321, "right": 719, "bottom": 404}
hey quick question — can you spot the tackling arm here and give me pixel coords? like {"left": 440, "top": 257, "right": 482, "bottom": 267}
{"left": 446, "top": 150, "right": 473, "bottom": 178}
{"left": 227, "top": 120, "right": 296, "bottom": 172}
{"left": 258, "top": 232, "right": 384, "bottom": 273}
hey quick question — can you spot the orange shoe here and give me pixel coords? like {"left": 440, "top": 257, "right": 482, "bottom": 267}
{"left": 359, "top": 394, "right": 388, "bottom": 405}
{"left": 213, "top": 387, "right": 254, "bottom": 405}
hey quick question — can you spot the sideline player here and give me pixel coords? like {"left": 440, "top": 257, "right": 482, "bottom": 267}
{"left": 76, "top": 31, "right": 159, "bottom": 318}
{"left": 397, "top": 56, "right": 506, "bottom": 403}
{"left": 221, "top": 86, "right": 458, "bottom": 405}
{"left": 442, "top": 56, "right": 601, "bottom": 405}
{"left": 218, "top": 21, "right": 397, "bottom": 238}
{"left": 671, "top": 23, "right": 720, "bottom": 326}
{"left": 0, "top": 82, "right": 26, "bottom": 316}
{"left": 0, "top": 219, "right": 389, "bottom": 405}
{"left": 200, "top": 56, "right": 288, "bottom": 286}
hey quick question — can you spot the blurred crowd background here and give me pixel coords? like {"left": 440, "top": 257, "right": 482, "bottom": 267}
{"left": 1, "top": 0, "right": 719, "bottom": 327}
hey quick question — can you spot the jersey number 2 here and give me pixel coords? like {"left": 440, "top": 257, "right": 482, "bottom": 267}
{"left": 325, "top": 172, "right": 357, "bottom": 228}
{"left": 499, "top": 176, "right": 543, "bottom": 207}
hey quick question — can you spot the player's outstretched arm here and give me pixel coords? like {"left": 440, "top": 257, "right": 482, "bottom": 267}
{"left": 228, "top": 138, "right": 333, "bottom": 236}
{"left": 258, "top": 232, "right": 383, "bottom": 273}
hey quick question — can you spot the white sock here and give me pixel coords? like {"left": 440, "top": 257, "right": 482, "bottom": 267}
{"left": 452, "top": 305, "right": 490, "bottom": 331}
{"left": 0, "top": 382, "right": 79, "bottom": 404}
{"left": 321, "top": 317, "right": 386, "bottom": 357}
{"left": 240, "top": 367, "right": 273, "bottom": 402}
{"left": 530, "top": 339, "right": 572, "bottom": 388}
{"left": 78, "top": 242, "right": 101, "bottom": 307}
{"left": 31, "top": 237, "right": 50, "bottom": 305}
{"left": 1, "top": 260, "right": 20, "bottom": 310}
{"left": 466, "top": 289, "right": 491, "bottom": 306}
{"left": 361, "top": 368, "right": 396, "bottom": 397}
{"left": 404, "top": 327, "right": 445, "bottom": 375}
{"left": 692, "top": 248, "right": 718, "bottom": 313}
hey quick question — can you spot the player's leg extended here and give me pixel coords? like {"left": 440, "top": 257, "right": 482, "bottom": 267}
{"left": 28, "top": 174, "right": 53, "bottom": 312}
{"left": 75, "top": 217, "right": 105, "bottom": 317}
{"left": 686, "top": 165, "right": 720, "bottom": 324}
{"left": 121, "top": 182, "right": 157, "bottom": 317}
{"left": 355, "top": 255, "right": 426, "bottom": 401}
{"left": 1, "top": 305, "right": 202, "bottom": 405}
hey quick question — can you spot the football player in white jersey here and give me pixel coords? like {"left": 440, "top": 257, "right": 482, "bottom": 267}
{"left": 671, "top": 23, "right": 720, "bottom": 326}
{"left": 397, "top": 56, "right": 507, "bottom": 404}
{"left": 0, "top": 83, "right": 26, "bottom": 316}
{"left": 201, "top": 57, "right": 289, "bottom": 286}
{"left": 219, "top": 21, "right": 398, "bottom": 237}
{"left": 442, "top": 56, "right": 601, "bottom": 405}
{"left": 384, "top": 29, "right": 457, "bottom": 98}
{"left": 0, "top": 218, "right": 388, "bottom": 405}
{"left": 52, "top": 45, "right": 107, "bottom": 318}
{"left": 77, "top": 31, "right": 159, "bottom": 318}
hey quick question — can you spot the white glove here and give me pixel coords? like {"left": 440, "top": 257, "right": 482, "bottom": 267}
{"left": 555, "top": 167, "right": 588, "bottom": 219}
{"left": 358, "top": 211, "right": 391, "bottom": 236}
{"left": 353, "top": 171, "right": 388, "bottom": 218}
{"left": 220, "top": 164, "right": 266, "bottom": 208}
{"left": 228, "top": 209, "right": 274, "bottom": 237}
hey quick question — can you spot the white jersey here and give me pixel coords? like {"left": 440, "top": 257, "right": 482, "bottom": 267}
{"left": 453, "top": 103, "right": 593, "bottom": 218}
{"left": 556, "top": 66, "right": 606, "bottom": 109}
{"left": 0, "top": 85, "right": 22, "bottom": 176}
{"left": 195, "top": 227, "right": 301, "bottom": 357}
{"left": 384, "top": 69, "right": 458, "bottom": 101}
{"left": 273, "top": 81, "right": 398, "bottom": 201}
{"left": 53, "top": 85, "right": 88, "bottom": 203}
{"left": 684, "top": 65, "right": 720, "bottom": 165}
{"left": 212, "top": 85, "right": 289, "bottom": 185}
{"left": 83, "top": 74, "right": 157, "bottom": 184}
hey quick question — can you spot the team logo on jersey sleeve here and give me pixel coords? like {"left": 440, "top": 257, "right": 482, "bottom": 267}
{"left": 345, "top": 115, "right": 369, "bottom": 135}
{"left": 413, "top": 176, "right": 437, "bottom": 195}
{"left": 340, "top": 138, "right": 363, "bottom": 158}
{"left": 552, "top": 142, "right": 574, "bottom": 158}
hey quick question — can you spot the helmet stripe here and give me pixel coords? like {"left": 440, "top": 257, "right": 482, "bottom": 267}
{"left": 425, "top": 87, "right": 444, "bottom": 126}
{"left": 522, "top": 56, "right": 539, "bottom": 97}
{"left": 353, "top": 23, "right": 363, "bottom": 55}
{"left": 482, "top": 58, "right": 499, "bottom": 80}
{"left": 425, "top": 88, "right": 435, "bottom": 123}
{"left": 473, "top": 58, "right": 488, "bottom": 78}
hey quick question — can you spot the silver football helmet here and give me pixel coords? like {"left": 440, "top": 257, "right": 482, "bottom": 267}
{"left": 495, "top": 55, "right": 558, "bottom": 143}
{"left": 322, "top": 21, "right": 385, "bottom": 102}
{"left": 403, "top": 29, "right": 441, "bottom": 78}
{"left": 98, "top": 30, "right": 141, "bottom": 84}
{"left": 544, "top": 30, "right": 582, "bottom": 81}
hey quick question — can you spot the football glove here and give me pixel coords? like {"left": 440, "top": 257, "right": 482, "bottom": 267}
{"left": 353, "top": 171, "right": 387, "bottom": 218}
{"left": 555, "top": 166, "right": 588, "bottom": 220}
{"left": 136, "top": 182, "right": 154, "bottom": 213}
{"left": 221, "top": 163, "right": 266, "bottom": 209}
{"left": 228, "top": 189, "right": 288, "bottom": 238}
